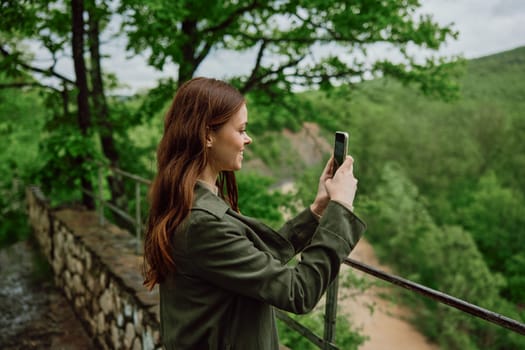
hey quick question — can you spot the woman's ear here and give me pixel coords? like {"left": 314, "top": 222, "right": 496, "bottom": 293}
{"left": 206, "top": 130, "right": 214, "bottom": 148}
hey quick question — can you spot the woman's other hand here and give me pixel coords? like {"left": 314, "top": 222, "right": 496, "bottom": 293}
{"left": 325, "top": 156, "right": 358, "bottom": 211}
{"left": 310, "top": 156, "right": 334, "bottom": 218}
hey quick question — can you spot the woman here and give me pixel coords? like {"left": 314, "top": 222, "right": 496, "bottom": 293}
{"left": 144, "top": 77, "right": 366, "bottom": 350}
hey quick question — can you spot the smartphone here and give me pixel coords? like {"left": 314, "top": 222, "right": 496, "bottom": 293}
{"left": 332, "top": 131, "right": 348, "bottom": 175}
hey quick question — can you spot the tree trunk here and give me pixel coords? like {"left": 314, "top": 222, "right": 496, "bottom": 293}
{"left": 177, "top": 19, "right": 198, "bottom": 86}
{"left": 71, "top": 0, "right": 95, "bottom": 209}
{"left": 86, "top": 0, "right": 128, "bottom": 218}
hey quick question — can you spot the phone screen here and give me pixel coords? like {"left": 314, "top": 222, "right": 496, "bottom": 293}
{"left": 333, "top": 131, "right": 348, "bottom": 175}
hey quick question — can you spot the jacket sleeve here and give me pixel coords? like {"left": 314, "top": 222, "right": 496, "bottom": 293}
{"left": 184, "top": 200, "right": 365, "bottom": 314}
{"left": 277, "top": 208, "right": 320, "bottom": 254}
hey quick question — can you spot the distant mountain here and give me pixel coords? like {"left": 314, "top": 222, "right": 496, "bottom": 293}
{"left": 463, "top": 46, "right": 525, "bottom": 105}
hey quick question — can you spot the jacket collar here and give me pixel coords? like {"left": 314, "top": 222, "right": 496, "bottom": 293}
{"left": 192, "top": 181, "right": 229, "bottom": 219}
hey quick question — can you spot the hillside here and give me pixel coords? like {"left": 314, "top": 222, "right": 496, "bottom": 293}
{"left": 245, "top": 46, "right": 525, "bottom": 350}
{"left": 246, "top": 45, "right": 525, "bottom": 185}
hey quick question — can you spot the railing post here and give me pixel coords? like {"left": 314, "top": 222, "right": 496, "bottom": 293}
{"left": 323, "top": 275, "right": 339, "bottom": 349}
{"left": 135, "top": 181, "right": 141, "bottom": 254}
{"left": 98, "top": 166, "right": 105, "bottom": 226}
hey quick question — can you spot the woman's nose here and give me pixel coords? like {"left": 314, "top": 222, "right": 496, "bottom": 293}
{"left": 245, "top": 134, "right": 252, "bottom": 144}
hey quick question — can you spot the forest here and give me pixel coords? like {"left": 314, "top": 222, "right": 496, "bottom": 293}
{"left": 1, "top": 1, "right": 524, "bottom": 349}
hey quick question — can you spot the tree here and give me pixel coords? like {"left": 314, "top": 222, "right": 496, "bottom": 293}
{"left": 86, "top": 0, "right": 128, "bottom": 212}
{"left": 120, "top": 0, "right": 461, "bottom": 108}
{"left": 1, "top": 0, "right": 130, "bottom": 212}
{"left": 72, "top": 0, "right": 95, "bottom": 208}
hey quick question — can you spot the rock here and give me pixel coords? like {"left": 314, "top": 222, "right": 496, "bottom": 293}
{"left": 97, "top": 312, "right": 105, "bottom": 334}
{"left": 132, "top": 337, "right": 142, "bottom": 350}
{"left": 72, "top": 273, "right": 84, "bottom": 295}
{"left": 134, "top": 308, "right": 143, "bottom": 331}
{"left": 124, "top": 302, "right": 133, "bottom": 318}
{"left": 124, "top": 322, "right": 136, "bottom": 348}
{"left": 142, "top": 327, "right": 155, "bottom": 350}
{"left": 99, "top": 289, "right": 113, "bottom": 315}
{"left": 111, "top": 321, "right": 120, "bottom": 348}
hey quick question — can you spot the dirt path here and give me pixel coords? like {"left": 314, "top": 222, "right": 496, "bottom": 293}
{"left": 339, "top": 239, "right": 439, "bottom": 350}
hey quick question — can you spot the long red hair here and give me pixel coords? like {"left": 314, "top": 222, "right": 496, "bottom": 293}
{"left": 143, "top": 77, "right": 245, "bottom": 290}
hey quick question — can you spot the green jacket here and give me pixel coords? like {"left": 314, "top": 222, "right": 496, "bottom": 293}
{"left": 160, "top": 183, "right": 366, "bottom": 350}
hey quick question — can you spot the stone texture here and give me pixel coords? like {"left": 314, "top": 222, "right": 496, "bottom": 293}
{"left": 117, "top": 313, "right": 124, "bottom": 327}
{"left": 99, "top": 271, "right": 107, "bottom": 289}
{"left": 27, "top": 189, "right": 162, "bottom": 350}
{"left": 136, "top": 290, "right": 159, "bottom": 307}
{"left": 124, "top": 322, "right": 135, "bottom": 348}
{"left": 99, "top": 289, "right": 113, "bottom": 315}
{"left": 72, "top": 274, "right": 84, "bottom": 295}
{"left": 111, "top": 321, "right": 120, "bottom": 348}
{"left": 97, "top": 312, "right": 106, "bottom": 335}
{"left": 132, "top": 337, "right": 142, "bottom": 350}
{"left": 142, "top": 327, "right": 155, "bottom": 350}
{"left": 134, "top": 308, "right": 143, "bottom": 334}
{"left": 124, "top": 302, "right": 133, "bottom": 318}
{"left": 86, "top": 274, "right": 95, "bottom": 292}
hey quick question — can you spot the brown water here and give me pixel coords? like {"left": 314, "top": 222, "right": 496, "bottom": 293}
{"left": 341, "top": 239, "right": 439, "bottom": 350}
{"left": 0, "top": 240, "right": 93, "bottom": 349}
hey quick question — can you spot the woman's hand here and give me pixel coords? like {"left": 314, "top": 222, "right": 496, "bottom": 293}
{"left": 310, "top": 156, "right": 334, "bottom": 217}
{"left": 325, "top": 156, "right": 358, "bottom": 211}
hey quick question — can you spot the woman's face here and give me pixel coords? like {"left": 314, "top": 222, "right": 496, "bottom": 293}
{"left": 208, "top": 103, "right": 252, "bottom": 172}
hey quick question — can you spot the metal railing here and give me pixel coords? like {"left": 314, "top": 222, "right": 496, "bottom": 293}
{"left": 81, "top": 163, "right": 152, "bottom": 254}
{"left": 87, "top": 163, "right": 525, "bottom": 349}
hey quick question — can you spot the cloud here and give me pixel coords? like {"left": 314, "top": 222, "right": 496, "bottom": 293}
{"left": 492, "top": 0, "right": 525, "bottom": 16}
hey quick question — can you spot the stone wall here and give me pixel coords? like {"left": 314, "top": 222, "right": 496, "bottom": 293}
{"left": 26, "top": 187, "right": 161, "bottom": 350}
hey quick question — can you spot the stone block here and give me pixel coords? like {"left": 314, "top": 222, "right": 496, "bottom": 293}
{"left": 86, "top": 274, "right": 95, "bottom": 292}
{"left": 72, "top": 274, "right": 84, "bottom": 295}
{"left": 134, "top": 308, "right": 143, "bottom": 334}
{"left": 100, "top": 289, "right": 113, "bottom": 315}
{"left": 111, "top": 321, "right": 120, "bottom": 348}
{"left": 99, "top": 271, "right": 107, "bottom": 288}
{"left": 124, "top": 302, "right": 133, "bottom": 318}
{"left": 97, "top": 312, "right": 106, "bottom": 335}
{"left": 132, "top": 337, "right": 142, "bottom": 350}
{"left": 124, "top": 322, "right": 135, "bottom": 349}
{"left": 85, "top": 249, "right": 92, "bottom": 270}
{"left": 117, "top": 313, "right": 124, "bottom": 327}
{"left": 142, "top": 327, "right": 155, "bottom": 350}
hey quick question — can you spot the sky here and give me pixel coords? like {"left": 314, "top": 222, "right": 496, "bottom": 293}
{"left": 29, "top": 0, "right": 525, "bottom": 95}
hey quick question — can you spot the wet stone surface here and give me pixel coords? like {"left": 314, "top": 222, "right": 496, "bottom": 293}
{"left": 0, "top": 240, "right": 93, "bottom": 349}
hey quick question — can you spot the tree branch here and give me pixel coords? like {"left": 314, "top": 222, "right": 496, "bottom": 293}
{"left": 0, "top": 81, "right": 61, "bottom": 92}
{"left": 194, "top": 40, "right": 215, "bottom": 68}
{"left": 240, "top": 39, "right": 267, "bottom": 93}
{"left": 202, "top": 0, "right": 262, "bottom": 34}
{"left": 0, "top": 45, "right": 76, "bottom": 85}
{"left": 240, "top": 52, "right": 306, "bottom": 94}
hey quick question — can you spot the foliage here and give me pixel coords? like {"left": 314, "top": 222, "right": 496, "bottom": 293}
{"left": 277, "top": 312, "right": 367, "bottom": 350}
{"left": 120, "top": 0, "right": 461, "bottom": 113}
{"left": 237, "top": 172, "right": 295, "bottom": 228}
{"left": 361, "top": 163, "right": 524, "bottom": 349}
{"left": 0, "top": 76, "right": 45, "bottom": 246}
{"left": 457, "top": 172, "right": 525, "bottom": 302}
